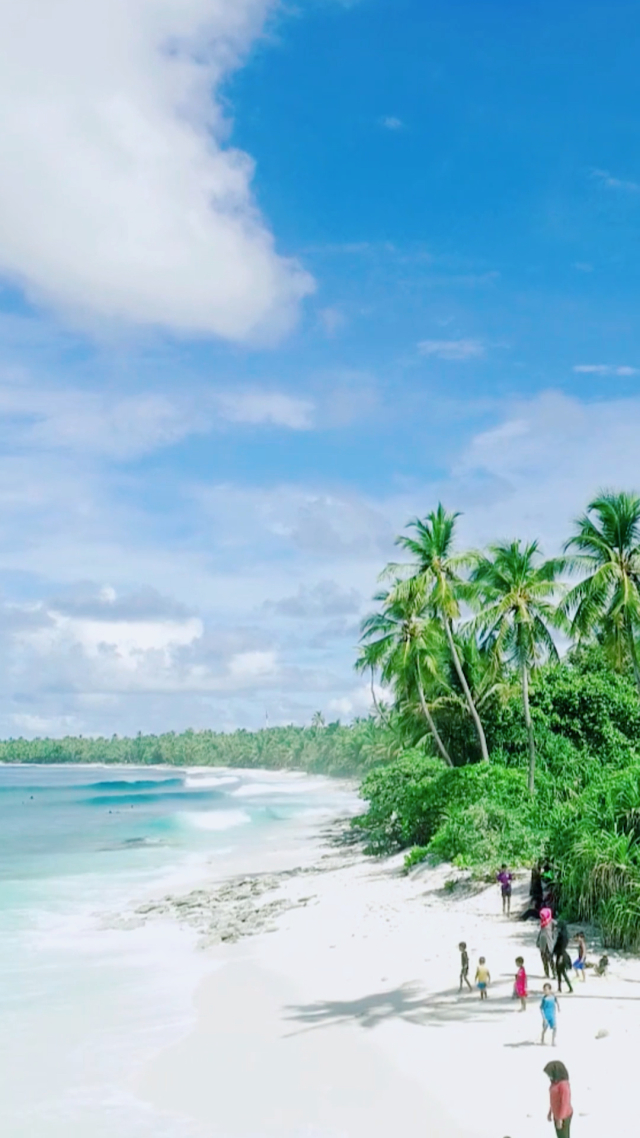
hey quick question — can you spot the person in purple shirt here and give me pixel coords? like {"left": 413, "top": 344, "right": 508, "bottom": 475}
{"left": 497, "top": 864, "right": 514, "bottom": 915}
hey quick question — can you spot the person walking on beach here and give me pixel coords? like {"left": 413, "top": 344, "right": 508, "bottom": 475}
{"left": 573, "top": 931, "right": 587, "bottom": 982}
{"left": 544, "top": 1061, "right": 572, "bottom": 1137}
{"left": 458, "top": 942, "right": 472, "bottom": 992}
{"left": 537, "top": 907, "right": 556, "bottom": 978}
{"left": 554, "top": 921, "right": 573, "bottom": 993}
{"left": 497, "top": 864, "right": 514, "bottom": 915}
{"left": 475, "top": 956, "right": 490, "bottom": 1000}
{"left": 514, "top": 956, "right": 528, "bottom": 1010}
{"left": 540, "top": 983, "right": 560, "bottom": 1045}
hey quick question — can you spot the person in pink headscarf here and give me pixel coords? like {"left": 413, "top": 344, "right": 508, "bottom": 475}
{"left": 536, "top": 907, "right": 556, "bottom": 978}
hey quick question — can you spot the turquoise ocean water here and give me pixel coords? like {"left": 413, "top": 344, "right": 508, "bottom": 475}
{"left": 0, "top": 764, "right": 356, "bottom": 1138}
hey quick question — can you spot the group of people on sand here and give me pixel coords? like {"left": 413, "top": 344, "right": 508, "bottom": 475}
{"left": 459, "top": 865, "right": 612, "bottom": 1136}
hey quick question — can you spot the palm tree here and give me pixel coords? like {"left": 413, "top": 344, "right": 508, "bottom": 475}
{"left": 470, "top": 540, "right": 566, "bottom": 792}
{"left": 355, "top": 640, "right": 385, "bottom": 718}
{"left": 357, "top": 577, "right": 454, "bottom": 766}
{"left": 563, "top": 491, "right": 640, "bottom": 695}
{"left": 395, "top": 504, "right": 490, "bottom": 762}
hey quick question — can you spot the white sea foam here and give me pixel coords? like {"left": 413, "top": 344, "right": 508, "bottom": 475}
{"left": 179, "top": 809, "right": 251, "bottom": 831}
{"left": 232, "top": 778, "right": 326, "bottom": 798}
{"left": 184, "top": 775, "right": 241, "bottom": 790}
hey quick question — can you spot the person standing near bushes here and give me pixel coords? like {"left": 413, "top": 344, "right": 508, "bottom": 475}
{"left": 497, "top": 863, "right": 514, "bottom": 915}
{"left": 554, "top": 920, "right": 573, "bottom": 993}
{"left": 537, "top": 907, "right": 556, "bottom": 978}
{"left": 544, "top": 1061, "right": 573, "bottom": 1137}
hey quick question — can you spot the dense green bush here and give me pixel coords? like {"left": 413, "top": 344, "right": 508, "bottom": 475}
{"left": 355, "top": 651, "right": 640, "bottom": 948}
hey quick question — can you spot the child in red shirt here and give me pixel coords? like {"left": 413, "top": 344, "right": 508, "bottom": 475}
{"left": 514, "top": 955, "right": 527, "bottom": 1010}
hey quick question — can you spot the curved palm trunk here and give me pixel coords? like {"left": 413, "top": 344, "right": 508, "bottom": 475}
{"left": 521, "top": 663, "right": 536, "bottom": 793}
{"left": 370, "top": 666, "right": 383, "bottom": 718}
{"left": 416, "top": 677, "right": 454, "bottom": 767}
{"left": 442, "top": 616, "right": 490, "bottom": 762}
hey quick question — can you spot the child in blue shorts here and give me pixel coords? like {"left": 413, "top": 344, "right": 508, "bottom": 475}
{"left": 540, "top": 982, "right": 560, "bottom": 1045}
{"left": 573, "top": 931, "right": 587, "bottom": 981}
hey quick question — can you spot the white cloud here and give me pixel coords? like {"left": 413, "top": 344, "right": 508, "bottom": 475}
{"left": 448, "top": 390, "right": 640, "bottom": 552}
{"left": 379, "top": 116, "right": 404, "bottom": 131}
{"left": 590, "top": 168, "right": 640, "bottom": 193}
{"left": 217, "top": 390, "right": 315, "bottom": 429}
{"left": 573, "top": 364, "right": 638, "bottom": 376}
{"left": 0, "top": 0, "right": 314, "bottom": 341}
{"left": 266, "top": 580, "right": 362, "bottom": 619}
{"left": 228, "top": 650, "right": 277, "bottom": 680}
{"left": 418, "top": 338, "right": 485, "bottom": 360}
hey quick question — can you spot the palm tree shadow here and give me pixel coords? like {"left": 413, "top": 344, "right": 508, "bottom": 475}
{"left": 283, "top": 982, "right": 517, "bottom": 1036}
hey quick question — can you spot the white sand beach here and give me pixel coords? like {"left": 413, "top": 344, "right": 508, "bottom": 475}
{"left": 135, "top": 824, "right": 640, "bottom": 1138}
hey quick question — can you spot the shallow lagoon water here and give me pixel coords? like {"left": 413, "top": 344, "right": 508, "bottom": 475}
{"left": 0, "top": 764, "right": 357, "bottom": 1137}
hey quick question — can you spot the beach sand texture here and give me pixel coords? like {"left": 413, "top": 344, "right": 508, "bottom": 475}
{"left": 137, "top": 841, "right": 640, "bottom": 1138}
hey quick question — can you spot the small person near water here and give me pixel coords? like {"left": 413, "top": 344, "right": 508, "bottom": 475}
{"left": 475, "top": 956, "right": 490, "bottom": 1000}
{"left": 514, "top": 956, "right": 527, "bottom": 1010}
{"left": 458, "top": 941, "right": 472, "bottom": 992}
{"left": 573, "top": 931, "right": 587, "bottom": 981}
{"left": 497, "top": 864, "right": 514, "bottom": 915}
{"left": 540, "top": 982, "right": 560, "bottom": 1045}
{"left": 544, "top": 1060, "right": 573, "bottom": 1137}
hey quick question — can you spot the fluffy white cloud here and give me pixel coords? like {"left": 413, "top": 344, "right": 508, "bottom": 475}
{"left": 418, "top": 339, "right": 485, "bottom": 360}
{"left": 0, "top": 0, "right": 313, "bottom": 340}
{"left": 379, "top": 116, "right": 404, "bottom": 131}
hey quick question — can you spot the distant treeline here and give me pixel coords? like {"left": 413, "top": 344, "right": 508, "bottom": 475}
{"left": 0, "top": 716, "right": 393, "bottom": 777}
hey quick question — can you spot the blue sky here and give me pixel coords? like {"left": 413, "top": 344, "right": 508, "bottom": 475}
{"left": 0, "top": 0, "right": 639, "bottom": 736}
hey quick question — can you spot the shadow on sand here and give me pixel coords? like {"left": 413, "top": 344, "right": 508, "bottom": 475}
{"left": 283, "top": 979, "right": 640, "bottom": 1037}
{"left": 284, "top": 982, "right": 524, "bottom": 1034}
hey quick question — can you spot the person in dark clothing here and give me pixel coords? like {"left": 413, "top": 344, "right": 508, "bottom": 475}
{"left": 553, "top": 921, "right": 574, "bottom": 993}
{"left": 520, "top": 864, "right": 544, "bottom": 920}
{"left": 556, "top": 949, "right": 574, "bottom": 993}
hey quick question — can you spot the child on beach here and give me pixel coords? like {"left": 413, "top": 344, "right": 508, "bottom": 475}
{"left": 514, "top": 956, "right": 527, "bottom": 1010}
{"left": 573, "top": 931, "right": 587, "bottom": 981}
{"left": 540, "top": 983, "right": 560, "bottom": 1045}
{"left": 458, "top": 942, "right": 472, "bottom": 991}
{"left": 475, "top": 957, "right": 490, "bottom": 1000}
{"left": 497, "top": 864, "right": 514, "bottom": 915}
{"left": 544, "top": 1061, "right": 572, "bottom": 1137}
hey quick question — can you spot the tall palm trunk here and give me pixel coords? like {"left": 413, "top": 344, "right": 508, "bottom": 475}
{"left": 369, "top": 666, "right": 383, "bottom": 718}
{"left": 416, "top": 675, "right": 454, "bottom": 767}
{"left": 442, "top": 616, "right": 490, "bottom": 762}
{"left": 521, "top": 663, "right": 536, "bottom": 793}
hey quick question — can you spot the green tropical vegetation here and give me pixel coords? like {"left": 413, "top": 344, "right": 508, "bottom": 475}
{"left": 0, "top": 716, "right": 393, "bottom": 776}
{"left": 354, "top": 490, "right": 640, "bottom": 949}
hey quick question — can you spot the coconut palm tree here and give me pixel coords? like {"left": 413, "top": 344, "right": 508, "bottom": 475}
{"left": 563, "top": 491, "right": 640, "bottom": 695}
{"left": 394, "top": 504, "right": 490, "bottom": 762}
{"left": 357, "top": 577, "right": 454, "bottom": 766}
{"left": 470, "top": 540, "right": 566, "bottom": 792}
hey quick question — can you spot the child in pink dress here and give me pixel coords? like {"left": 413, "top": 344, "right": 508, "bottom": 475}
{"left": 515, "top": 956, "right": 528, "bottom": 1010}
